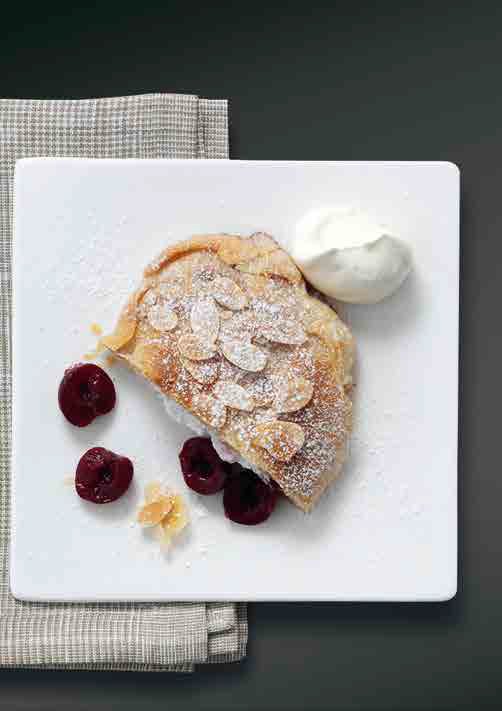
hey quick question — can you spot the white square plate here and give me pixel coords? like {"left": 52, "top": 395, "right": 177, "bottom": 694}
{"left": 11, "top": 159, "right": 459, "bottom": 602}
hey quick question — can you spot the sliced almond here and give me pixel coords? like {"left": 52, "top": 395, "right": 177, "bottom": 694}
{"left": 261, "top": 317, "right": 306, "bottom": 345}
{"left": 221, "top": 338, "right": 267, "bottom": 372}
{"left": 250, "top": 232, "right": 277, "bottom": 254}
{"left": 192, "top": 392, "right": 227, "bottom": 429}
{"left": 190, "top": 296, "right": 220, "bottom": 343}
{"left": 137, "top": 495, "right": 174, "bottom": 527}
{"left": 243, "top": 376, "right": 275, "bottom": 406}
{"left": 182, "top": 357, "right": 220, "bottom": 385}
{"left": 211, "top": 276, "right": 248, "bottom": 311}
{"left": 158, "top": 278, "right": 185, "bottom": 300}
{"left": 178, "top": 333, "right": 217, "bottom": 361}
{"left": 159, "top": 494, "right": 189, "bottom": 546}
{"left": 145, "top": 481, "right": 162, "bottom": 503}
{"left": 213, "top": 381, "right": 255, "bottom": 411}
{"left": 142, "top": 289, "right": 158, "bottom": 307}
{"left": 253, "top": 421, "right": 305, "bottom": 462}
{"left": 217, "top": 235, "right": 259, "bottom": 265}
{"left": 219, "top": 311, "right": 257, "bottom": 342}
{"left": 147, "top": 302, "right": 178, "bottom": 332}
{"left": 275, "top": 375, "right": 314, "bottom": 413}
{"left": 236, "top": 249, "right": 302, "bottom": 284}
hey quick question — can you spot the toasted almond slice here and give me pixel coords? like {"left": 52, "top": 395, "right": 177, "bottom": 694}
{"left": 213, "top": 380, "right": 255, "bottom": 411}
{"left": 250, "top": 232, "right": 277, "bottom": 254}
{"left": 236, "top": 249, "right": 302, "bottom": 284}
{"left": 211, "top": 277, "right": 248, "bottom": 311}
{"left": 158, "top": 278, "right": 185, "bottom": 300}
{"left": 220, "top": 338, "right": 267, "bottom": 372}
{"left": 192, "top": 392, "right": 227, "bottom": 429}
{"left": 145, "top": 481, "right": 163, "bottom": 503}
{"left": 147, "top": 303, "right": 178, "bottom": 332}
{"left": 190, "top": 296, "right": 220, "bottom": 343}
{"left": 253, "top": 421, "right": 305, "bottom": 462}
{"left": 219, "top": 311, "right": 257, "bottom": 342}
{"left": 275, "top": 375, "right": 314, "bottom": 413}
{"left": 217, "top": 236, "right": 259, "bottom": 265}
{"left": 242, "top": 376, "right": 275, "bottom": 406}
{"left": 137, "top": 495, "right": 175, "bottom": 527}
{"left": 142, "top": 288, "right": 158, "bottom": 307}
{"left": 178, "top": 333, "right": 217, "bottom": 361}
{"left": 182, "top": 357, "right": 220, "bottom": 385}
{"left": 261, "top": 317, "right": 306, "bottom": 345}
{"left": 159, "top": 494, "right": 189, "bottom": 546}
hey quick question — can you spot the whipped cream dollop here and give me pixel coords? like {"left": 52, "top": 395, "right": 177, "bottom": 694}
{"left": 290, "top": 206, "right": 413, "bottom": 304}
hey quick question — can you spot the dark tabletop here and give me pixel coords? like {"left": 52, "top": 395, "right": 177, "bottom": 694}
{"left": 0, "top": 2, "right": 499, "bottom": 709}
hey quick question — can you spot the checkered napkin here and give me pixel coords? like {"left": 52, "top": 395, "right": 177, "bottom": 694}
{"left": 0, "top": 93, "right": 246, "bottom": 671}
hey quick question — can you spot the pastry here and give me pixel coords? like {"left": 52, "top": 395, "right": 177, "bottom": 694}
{"left": 102, "top": 233, "right": 354, "bottom": 512}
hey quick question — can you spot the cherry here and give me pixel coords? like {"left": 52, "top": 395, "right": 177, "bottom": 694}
{"left": 179, "top": 437, "right": 229, "bottom": 495}
{"left": 223, "top": 467, "right": 279, "bottom": 525}
{"left": 75, "top": 447, "right": 133, "bottom": 504}
{"left": 58, "top": 363, "right": 116, "bottom": 427}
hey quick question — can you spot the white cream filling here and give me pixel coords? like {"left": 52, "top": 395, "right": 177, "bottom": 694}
{"left": 158, "top": 390, "right": 269, "bottom": 481}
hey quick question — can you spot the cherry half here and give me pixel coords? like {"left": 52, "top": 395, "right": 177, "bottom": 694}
{"left": 75, "top": 447, "right": 133, "bottom": 504}
{"left": 223, "top": 467, "right": 279, "bottom": 525}
{"left": 58, "top": 363, "right": 116, "bottom": 427}
{"left": 179, "top": 437, "right": 229, "bottom": 495}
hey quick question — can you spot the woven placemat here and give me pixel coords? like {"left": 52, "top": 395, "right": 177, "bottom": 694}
{"left": 0, "top": 93, "right": 246, "bottom": 671}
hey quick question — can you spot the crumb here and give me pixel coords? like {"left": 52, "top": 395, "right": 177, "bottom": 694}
{"left": 90, "top": 322, "right": 103, "bottom": 336}
{"left": 63, "top": 476, "right": 74, "bottom": 487}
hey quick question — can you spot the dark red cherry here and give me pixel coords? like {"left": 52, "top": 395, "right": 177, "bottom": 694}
{"left": 179, "top": 437, "right": 229, "bottom": 495}
{"left": 58, "top": 363, "right": 116, "bottom": 427}
{"left": 223, "top": 467, "right": 279, "bottom": 525}
{"left": 75, "top": 447, "right": 133, "bottom": 504}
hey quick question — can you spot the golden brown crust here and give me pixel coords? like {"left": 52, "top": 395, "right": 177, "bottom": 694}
{"left": 144, "top": 233, "right": 304, "bottom": 285}
{"left": 103, "top": 233, "right": 354, "bottom": 512}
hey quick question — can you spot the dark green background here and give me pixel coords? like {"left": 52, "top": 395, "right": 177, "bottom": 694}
{"left": 0, "top": 2, "right": 497, "bottom": 709}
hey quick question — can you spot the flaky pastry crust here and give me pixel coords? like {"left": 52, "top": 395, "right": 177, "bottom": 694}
{"left": 103, "top": 233, "right": 354, "bottom": 511}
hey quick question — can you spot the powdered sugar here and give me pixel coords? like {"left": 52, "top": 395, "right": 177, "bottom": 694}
{"left": 220, "top": 339, "right": 267, "bottom": 372}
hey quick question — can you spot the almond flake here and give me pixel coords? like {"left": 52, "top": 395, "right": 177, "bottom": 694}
{"left": 142, "top": 289, "right": 157, "bottom": 307}
{"left": 137, "top": 495, "right": 174, "bottom": 527}
{"left": 212, "top": 276, "right": 248, "bottom": 311}
{"left": 221, "top": 338, "right": 267, "bottom": 372}
{"left": 182, "top": 357, "right": 220, "bottom": 385}
{"left": 145, "top": 481, "right": 162, "bottom": 503}
{"left": 159, "top": 494, "right": 189, "bottom": 546}
{"left": 147, "top": 303, "right": 178, "bottom": 332}
{"left": 261, "top": 317, "right": 306, "bottom": 345}
{"left": 192, "top": 392, "right": 227, "bottom": 429}
{"left": 243, "top": 376, "right": 275, "bottom": 406}
{"left": 236, "top": 249, "right": 302, "bottom": 284}
{"left": 158, "top": 278, "right": 185, "bottom": 300}
{"left": 253, "top": 421, "right": 305, "bottom": 462}
{"left": 213, "top": 381, "right": 255, "bottom": 411}
{"left": 219, "top": 311, "right": 257, "bottom": 342}
{"left": 250, "top": 232, "right": 277, "bottom": 254}
{"left": 190, "top": 296, "right": 219, "bottom": 343}
{"left": 275, "top": 375, "right": 314, "bottom": 413}
{"left": 178, "top": 333, "right": 217, "bottom": 361}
